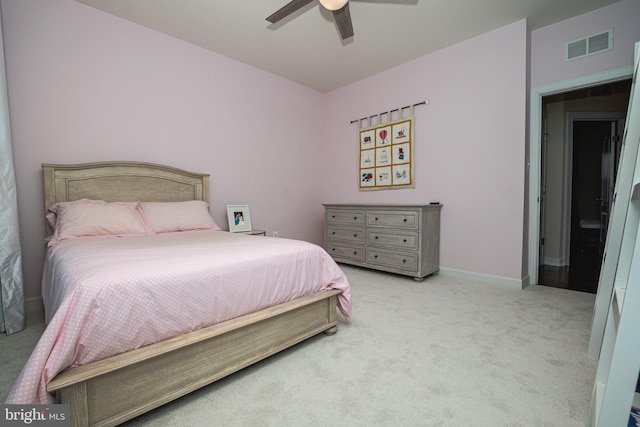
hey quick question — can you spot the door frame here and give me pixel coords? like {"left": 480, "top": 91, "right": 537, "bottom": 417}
{"left": 528, "top": 66, "right": 633, "bottom": 285}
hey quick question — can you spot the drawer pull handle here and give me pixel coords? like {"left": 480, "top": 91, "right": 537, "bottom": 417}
{"left": 375, "top": 217, "right": 378, "bottom": 221}
{"left": 332, "top": 231, "right": 335, "bottom": 235}
{"left": 353, "top": 216, "right": 358, "bottom": 220}
{"left": 375, "top": 236, "right": 378, "bottom": 239}
{"left": 353, "top": 251, "right": 358, "bottom": 255}
{"left": 403, "top": 239, "right": 407, "bottom": 242}
{"left": 374, "top": 255, "right": 378, "bottom": 258}
{"left": 332, "top": 215, "right": 335, "bottom": 218}
{"left": 403, "top": 259, "right": 406, "bottom": 263}
{"left": 354, "top": 234, "right": 358, "bottom": 237}
{"left": 403, "top": 218, "right": 407, "bottom": 222}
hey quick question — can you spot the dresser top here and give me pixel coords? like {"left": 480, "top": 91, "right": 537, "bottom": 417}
{"left": 323, "top": 203, "right": 441, "bottom": 209}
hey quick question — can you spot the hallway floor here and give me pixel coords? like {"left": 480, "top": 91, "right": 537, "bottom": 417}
{"left": 539, "top": 242, "right": 601, "bottom": 294}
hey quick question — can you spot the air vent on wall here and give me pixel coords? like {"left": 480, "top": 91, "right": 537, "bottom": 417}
{"left": 565, "top": 29, "right": 613, "bottom": 61}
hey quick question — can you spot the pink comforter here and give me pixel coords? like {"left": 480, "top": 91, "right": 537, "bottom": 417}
{"left": 6, "top": 230, "right": 351, "bottom": 404}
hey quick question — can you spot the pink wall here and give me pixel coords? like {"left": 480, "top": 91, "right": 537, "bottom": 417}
{"left": 531, "top": 0, "right": 640, "bottom": 88}
{"left": 321, "top": 20, "right": 529, "bottom": 281}
{"left": 2, "top": 0, "right": 325, "bottom": 299}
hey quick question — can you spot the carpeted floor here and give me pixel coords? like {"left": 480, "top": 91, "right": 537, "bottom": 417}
{"left": 1, "top": 265, "right": 597, "bottom": 426}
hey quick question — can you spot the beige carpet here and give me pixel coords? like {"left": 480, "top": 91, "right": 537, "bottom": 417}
{"left": 1, "top": 265, "right": 597, "bottom": 426}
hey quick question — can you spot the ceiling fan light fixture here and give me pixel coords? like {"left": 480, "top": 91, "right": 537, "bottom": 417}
{"left": 318, "top": 0, "right": 348, "bottom": 11}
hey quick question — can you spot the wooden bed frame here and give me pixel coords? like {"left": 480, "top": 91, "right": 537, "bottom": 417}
{"left": 41, "top": 161, "right": 342, "bottom": 427}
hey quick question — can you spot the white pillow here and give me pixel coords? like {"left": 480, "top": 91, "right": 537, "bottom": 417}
{"left": 47, "top": 199, "right": 149, "bottom": 246}
{"left": 140, "top": 201, "right": 222, "bottom": 233}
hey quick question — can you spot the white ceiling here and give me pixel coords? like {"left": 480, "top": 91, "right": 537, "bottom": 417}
{"left": 75, "top": 0, "right": 623, "bottom": 92}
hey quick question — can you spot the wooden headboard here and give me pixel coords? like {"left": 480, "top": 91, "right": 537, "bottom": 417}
{"left": 42, "top": 161, "right": 210, "bottom": 233}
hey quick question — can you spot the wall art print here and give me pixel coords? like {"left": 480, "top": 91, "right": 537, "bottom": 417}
{"left": 359, "top": 117, "right": 413, "bottom": 190}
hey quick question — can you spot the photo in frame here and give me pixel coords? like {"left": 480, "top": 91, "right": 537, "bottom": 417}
{"left": 393, "top": 142, "right": 411, "bottom": 164}
{"left": 392, "top": 120, "right": 411, "bottom": 143}
{"left": 360, "top": 129, "right": 375, "bottom": 149}
{"left": 375, "top": 146, "right": 392, "bottom": 166}
{"left": 376, "top": 126, "right": 392, "bottom": 146}
{"left": 376, "top": 166, "right": 392, "bottom": 187}
{"left": 361, "top": 149, "right": 374, "bottom": 168}
{"left": 227, "top": 204, "right": 252, "bottom": 232}
{"left": 392, "top": 164, "right": 411, "bottom": 185}
{"left": 360, "top": 168, "right": 375, "bottom": 187}
{"left": 358, "top": 117, "right": 414, "bottom": 190}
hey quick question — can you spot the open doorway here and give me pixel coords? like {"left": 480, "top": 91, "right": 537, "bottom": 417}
{"left": 538, "top": 80, "right": 631, "bottom": 293}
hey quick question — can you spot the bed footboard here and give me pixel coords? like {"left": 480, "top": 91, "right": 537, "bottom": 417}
{"left": 48, "top": 290, "right": 342, "bottom": 427}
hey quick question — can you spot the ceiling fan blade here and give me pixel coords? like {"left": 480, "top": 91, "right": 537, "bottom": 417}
{"left": 266, "top": 0, "right": 315, "bottom": 24}
{"left": 332, "top": 2, "right": 354, "bottom": 40}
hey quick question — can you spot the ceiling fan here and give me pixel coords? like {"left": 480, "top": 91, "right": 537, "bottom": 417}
{"left": 266, "top": 0, "right": 354, "bottom": 40}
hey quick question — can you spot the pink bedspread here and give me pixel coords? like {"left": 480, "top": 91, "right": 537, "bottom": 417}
{"left": 6, "top": 230, "right": 351, "bottom": 404}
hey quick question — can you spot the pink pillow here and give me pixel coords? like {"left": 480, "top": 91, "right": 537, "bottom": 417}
{"left": 140, "top": 201, "right": 222, "bottom": 233}
{"left": 47, "top": 199, "right": 149, "bottom": 246}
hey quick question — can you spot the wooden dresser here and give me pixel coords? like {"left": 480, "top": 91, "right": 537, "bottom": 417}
{"left": 323, "top": 204, "right": 442, "bottom": 280}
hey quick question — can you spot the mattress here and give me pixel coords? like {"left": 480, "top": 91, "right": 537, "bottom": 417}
{"left": 6, "top": 230, "right": 351, "bottom": 404}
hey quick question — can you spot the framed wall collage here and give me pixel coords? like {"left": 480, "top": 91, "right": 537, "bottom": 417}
{"left": 359, "top": 116, "right": 414, "bottom": 190}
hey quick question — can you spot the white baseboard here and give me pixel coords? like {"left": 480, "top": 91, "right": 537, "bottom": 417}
{"left": 438, "top": 267, "right": 527, "bottom": 290}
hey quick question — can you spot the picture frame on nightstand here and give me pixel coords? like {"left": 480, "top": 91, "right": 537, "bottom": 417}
{"left": 227, "top": 204, "right": 252, "bottom": 232}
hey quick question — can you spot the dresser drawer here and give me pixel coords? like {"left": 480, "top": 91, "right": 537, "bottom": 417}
{"left": 367, "top": 210, "right": 418, "bottom": 229}
{"left": 367, "top": 248, "right": 418, "bottom": 272}
{"left": 327, "top": 226, "right": 365, "bottom": 243}
{"left": 367, "top": 230, "right": 418, "bottom": 250}
{"left": 326, "top": 243, "right": 366, "bottom": 262}
{"left": 326, "top": 209, "right": 366, "bottom": 226}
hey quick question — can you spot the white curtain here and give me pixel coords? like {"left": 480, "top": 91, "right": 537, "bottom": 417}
{"left": 0, "top": 5, "right": 25, "bottom": 335}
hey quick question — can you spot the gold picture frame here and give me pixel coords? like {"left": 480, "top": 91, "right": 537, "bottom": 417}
{"left": 359, "top": 117, "right": 414, "bottom": 190}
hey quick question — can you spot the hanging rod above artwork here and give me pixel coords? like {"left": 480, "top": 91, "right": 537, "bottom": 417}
{"left": 349, "top": 100, "right": 429, "bottom": 125}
